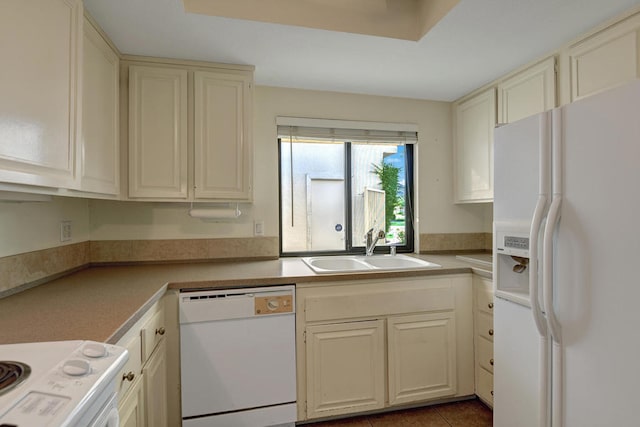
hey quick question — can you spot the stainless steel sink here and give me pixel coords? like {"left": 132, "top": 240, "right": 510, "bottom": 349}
{"left": 302, "top": 254, "right": 441, "bottom": 274}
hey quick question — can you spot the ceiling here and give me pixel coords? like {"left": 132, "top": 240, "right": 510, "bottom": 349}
{"left": 84, "top": 0, "right": 640, "bottom": 101}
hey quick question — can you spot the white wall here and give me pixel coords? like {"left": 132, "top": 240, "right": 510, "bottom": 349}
{"left": 0, "top": 197, "right": 90, "bottom": 258}
{"left": 1, "top": 86, "right": 491, "bottom": 256}
{"left": 255, "top": 86, "right": 491, "bottom": 237}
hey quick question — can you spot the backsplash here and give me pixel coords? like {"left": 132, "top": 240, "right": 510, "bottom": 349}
{"left": 89, "top": 237, "right": 279, "bottom": 263}
{"left": 419, "top": 233, "right": 492, "bottom": 253}
{"left": 0, "top": 237, "right": 279, "bottom": 297}
{"left": 2, "top": 234, "right": 489, "bottom": 297}
{"left": 0, "top": 242, "right": 90, "bottom": 297}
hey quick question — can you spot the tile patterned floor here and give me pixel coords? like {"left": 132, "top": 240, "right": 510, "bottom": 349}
{"left": 304, "top": 399, "right": 493, "bottom": 427}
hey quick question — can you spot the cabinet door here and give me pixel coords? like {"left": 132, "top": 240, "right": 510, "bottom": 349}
{"left": 306, "top": 320, "right": 385, "bottom": 419}
{"left": 454, "top": 88, "right": 496, "bottom": 203}
{"left": 566, "top": 14, "right": 640, "bottom": 102}
{"left": 81, "top": 18, "right": 119, "bottom": 195}
{"left": 129, "top": 66, "right": 188, "bottom": 199}
{"left": 143, "top": 339, "right": 168, "bottom": 427}
{"left": 119, "top": 374, "right": 145, "bottom": 427}
{"left": 498, "top": 57, "right": 556, "bottom": 124}
{"left": 194, "top": 71, "right": 252, "bottom": 200}
{"left": 0, "top": 0, "right": 82, "bottom": 189}
{"left": 387, "top": 312, "right": 457, "bottom": 405}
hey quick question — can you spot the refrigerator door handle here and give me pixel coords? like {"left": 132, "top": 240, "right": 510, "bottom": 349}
{"left": 542, "top": 195, "right": 562, "bottom": 343}
{"left": 530, "top": 194, "right": 548, "bottom": 337}
{"left": 543, "top": 108, "right": 563, "bottom": 346}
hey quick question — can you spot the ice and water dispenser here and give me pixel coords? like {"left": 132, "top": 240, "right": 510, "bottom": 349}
{"left": 495, "top": 221, "right": 535, "bottom": 306}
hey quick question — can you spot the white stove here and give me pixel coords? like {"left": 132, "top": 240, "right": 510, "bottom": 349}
{"left": 0, "top": 340, "right": 128, "bottom": 427}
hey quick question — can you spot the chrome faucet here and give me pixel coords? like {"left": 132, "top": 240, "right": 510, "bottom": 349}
{"left": 365, "top": 228, "right": 385, "bottom": 256}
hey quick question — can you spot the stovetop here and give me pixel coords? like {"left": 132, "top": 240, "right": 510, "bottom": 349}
{"left": 0, "top": 340, "right": 127, "bottom": 426}
{"left": 0, "top": 361, "right": 31, "bottom": 396}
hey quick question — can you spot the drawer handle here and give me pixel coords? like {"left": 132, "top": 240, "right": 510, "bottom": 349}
{"left": 122, "top": 372, "right": 135, "bottom": 382}
{"left": 488, "top": 329, "right": 494, "bottom": 336}
{"left": 488, "top": 302, "right": 494, "bottom": 309}
{"left": 490, "top": 358, "right": 494, "bottom": 366}
{"left": 156, "top": 327, "right": 166, "bottom": 336}
{"left": 491, "top": 390, "right": 494, "bottom": 396}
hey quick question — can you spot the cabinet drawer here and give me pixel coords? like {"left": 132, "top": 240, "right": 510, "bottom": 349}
{"left": 476, "top": 311, "right": 494, "bottom": 342}
{"left": 476, "top": 287, "right": 494, "bottom": 315}
{"left": 476, "top": 367, "right": 494, "bottom": 407}
{"left": 141, "top": 308, "right": 166, "bottom": 362}
{"left": 305, "top": 286, "right": 454, "bottom": 322}
{"left": 118, "top": 335, "right": 142, "bottom": 398}
{"left": 477, "top": 336, "right": 494, "bottom": 374}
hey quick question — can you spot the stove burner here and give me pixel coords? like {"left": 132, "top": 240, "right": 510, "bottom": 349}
{"left": 0, "top": 361, "right": 31, "bottom": 396}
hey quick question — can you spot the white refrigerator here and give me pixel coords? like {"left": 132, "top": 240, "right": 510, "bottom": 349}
{"left": 493, "top": 79, "right": 640, "bottom": 427}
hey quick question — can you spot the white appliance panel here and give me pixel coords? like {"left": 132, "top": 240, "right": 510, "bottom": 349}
{"left": 493, "top": 114, "right": 545, "bottom": 222}
{"left": 180, "top": 314, "right": 296, "bottom": 417}
{"left": 493, "top": 297, "right": 541, "bottom": 427}
{"left": 494, "top": 79, "right": 640, "bottom": 427}
{"left": 182, "top": 403, "right": 296, "bottom": 427}
{"left": 555, "top": 80, "right": 640, "bottom": 426}
{"left": 179, "top": 285, "right": 296, "bottom": 425}
{"left": 0, "top": 341, "right": 127, "bottom": 427}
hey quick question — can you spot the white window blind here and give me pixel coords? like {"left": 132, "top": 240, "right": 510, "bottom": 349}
{"left": 276, "top": 117, "right": 418, "bottom": 143}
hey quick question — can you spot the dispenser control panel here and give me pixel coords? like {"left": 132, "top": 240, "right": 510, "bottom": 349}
{"left": 495, "top": 222, "right": 530, "bottom": 258}
{"left": 504, "top": 236, "right": 529, "bottom": 251}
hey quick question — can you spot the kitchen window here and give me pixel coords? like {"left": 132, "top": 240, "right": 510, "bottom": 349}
{"left": 277, "top": 118, "right": 416, "bottom": 256}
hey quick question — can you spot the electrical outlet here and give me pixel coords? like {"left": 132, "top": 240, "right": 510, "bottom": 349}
{"left": 254, "top": 220, "right": 264, "bottom": 236}
{"left": 60, "top": 220, "right": 72, "bottom": 242}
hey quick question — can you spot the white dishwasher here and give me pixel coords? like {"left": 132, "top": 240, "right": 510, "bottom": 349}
{"left": 179, "top": 285, "right": 296, "bottom": 427}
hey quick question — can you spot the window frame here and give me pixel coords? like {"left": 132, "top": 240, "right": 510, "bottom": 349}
{"left": 278, "top": 139, "right": 415, "bottom": 257}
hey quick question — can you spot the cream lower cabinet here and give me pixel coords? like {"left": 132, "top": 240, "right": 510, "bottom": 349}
{"left": 116, "top": 299, "right": 168, "bottom": 427}
{"left": 387, "top": 312, "right": 456, "bottom": 405}
{"left": 0, "top": 0, "right": 82, "bottom": 189}
{"left": 453, "top": 88, "right": 496, "bottom": 203}
{"left": 119, "top": 374, "right": 145, "bottom": 427}
{"left": 143, "top": 339, "right": 168, "bottom": 427}
{"left": 473, "top": 275, "right": 494, "bottom": 407}
{"left": 306, "top": 320, "right": 385, "bottom": 418}
{"left": 297, "top": 275, "right": 473, "bottom": 421}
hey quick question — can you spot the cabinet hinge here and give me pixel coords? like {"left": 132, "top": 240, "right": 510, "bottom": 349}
{"left": 303, "top": 331, "right": 306, "bottom": 343}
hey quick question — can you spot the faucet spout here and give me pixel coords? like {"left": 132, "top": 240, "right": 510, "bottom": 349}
{"left": 365, "top": 228, "right": 385, "bottom": 256}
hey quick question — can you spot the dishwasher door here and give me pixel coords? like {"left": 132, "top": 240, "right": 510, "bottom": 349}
{"left": 179, "top": 285, "right": 296, "bottom": 424}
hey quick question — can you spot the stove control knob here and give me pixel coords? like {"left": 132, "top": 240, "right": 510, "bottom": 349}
{"left": 63, "top": 359, "right": 91, "bottom": 376}
{"left": 82, "top": 342, "right": 107, "bottom": 358}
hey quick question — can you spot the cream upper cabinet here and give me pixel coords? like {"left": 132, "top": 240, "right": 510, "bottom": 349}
{"left": 497, "top": 57, "right": 556, "bottom": 124}
{"left": 126, "top": 62, "right": 253, "bottom": 201}
{"left": 194, "top": 71, "right": 252, "bottom": 200}
{"left": 81, "top": 17, "right": 119, "bottom": 196}
{"left": 305, "top": 320, "right": 385, "bottom": 419}
{"left": 0, "top": 0, "right": 82, "bottom": 189}
{"left": 453, "top": 88, "right": 496, "bottom": 203}
{"left": 128, "top": 65, "right": 188, "bottom": 199}
{"left": 563, "top": 13, "right": 640, "bottom": 103}
{"left": 387, "top": 312, "right": 457, "bottom": 405}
